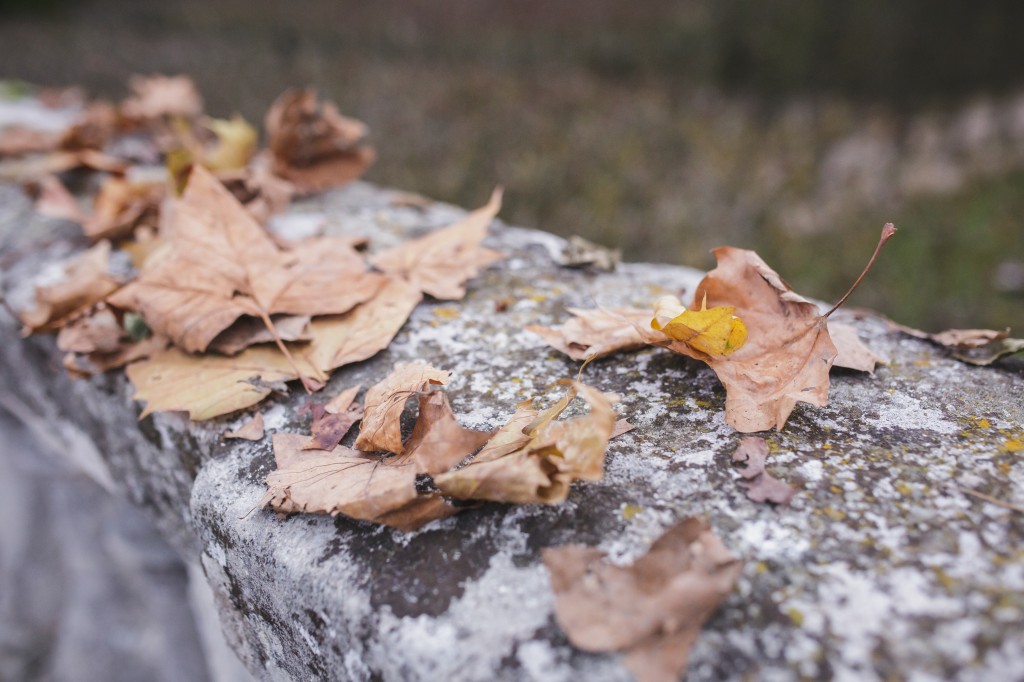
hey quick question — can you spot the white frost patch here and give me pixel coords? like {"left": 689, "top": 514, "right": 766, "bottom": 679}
{"left": 267, "top": 212, "right": 326, "bottom": 240}
{"left": 261, "top": 404, "right": 290, "bottom": 431}
{"left": 0, "top": 98, "right": 80, "bottom": 131}
{"left": 862, "top": 392, "right": 959, "bottom": 434}
{"left": 374, "top": 553, "right": 554, "bottom": 681}
{"left": 887, "top": 568, "right": 962, "bottom": 618}
{"left": 816, "top": 563, "right": 893, "bottom": 679}
{"left": 735, "top": 518, "right": 810, "bottom": 563}
{"left": 516, "top": 641, "right": 571, "bottom": 682}
{"left": 297, "top": 625, "right": 321, "bottom": 655}
{"left": 797, "top": 459, "right": 825, "bottom": 483}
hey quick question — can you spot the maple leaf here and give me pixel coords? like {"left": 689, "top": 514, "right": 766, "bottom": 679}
{"left": 731, "top": 436, "right": 796, "bottom": 505}
{"left": 371, "top": 189, "right": 505, "bottom": 300}
{"left": 543, "top": 518, "right": 742, "bottom": 682}
{"left": 19, "top": 241, "right": 122, "bottom": 333}
{"left": 892, "top": 323, "right": 1024, "bottom": 366}
{"left": 265, "top": 88, "right": 375, "bottom": 193}
{"left": 353, "top": 362, "right": 451, "bottom": 454}
{"left": 260, "top": 433, "right": 453, "bottom": 531}
{"left": 647, "top": 225, "right": 896, "bottom": 432}
{"left": 108, "top": 166, "right": 384, "bottom": 380}
{"left": 224, "top": 413, "right": 265, "bottom": 441}
{"left": 433, "top": 383, "right": 618, "bottom": 505}
{"left": 526, "top": 307, "right": 650, "bottom": 361}
{"left": 126, "top": 346, "right": 319, "bottom": 420}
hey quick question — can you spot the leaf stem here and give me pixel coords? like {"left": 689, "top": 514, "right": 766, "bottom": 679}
{"left": 256, "top": 308, "right": 321, "bottom": 393}
{"left": 824, "top": 223, "right": 896, "bottom": 318}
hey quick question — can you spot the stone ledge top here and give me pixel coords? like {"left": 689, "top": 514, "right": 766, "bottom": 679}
{"left": 2, "top": 179, "right": 1023, "bottom": 681}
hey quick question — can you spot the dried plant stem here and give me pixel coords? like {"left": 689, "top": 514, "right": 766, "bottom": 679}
{"left": 959, "top": 487, "right": 1024, "bottom": 514}
{"left": 256, "top": 308, "right": 321, "bottom": 393}
{"left": 824, "top": 223, "right": 897, "bottom": 318}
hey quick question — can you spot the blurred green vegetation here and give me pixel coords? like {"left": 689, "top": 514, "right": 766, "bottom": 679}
{"left": 0, "top": 0, "right": 1022, "bottom": 329}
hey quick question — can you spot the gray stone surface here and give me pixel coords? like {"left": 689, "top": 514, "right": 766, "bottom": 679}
{"left": 1, "top": 178, "right": 1023, "bottom": 682}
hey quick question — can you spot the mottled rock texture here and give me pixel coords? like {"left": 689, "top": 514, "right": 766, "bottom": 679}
{"left": 1, "top": 180, "right": 1023, "bottom": 681}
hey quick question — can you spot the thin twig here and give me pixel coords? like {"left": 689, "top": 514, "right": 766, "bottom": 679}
{"left": 824, "top": 223, "right": 897, "bottom": 318}
{"left": 959, "top": 486, "right": 1024, "bottom": 514}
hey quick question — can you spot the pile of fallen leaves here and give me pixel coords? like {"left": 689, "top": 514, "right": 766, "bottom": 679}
{"left": 6, "top": 76, "right": 1023, "bottom": 680}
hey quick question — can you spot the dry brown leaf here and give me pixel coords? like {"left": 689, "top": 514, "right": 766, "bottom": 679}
{"left": 20, "top": 241, "right": 122, "bottom": 333}
{"left": 731, "top": 436, "right": 796, "bottom": 505}
{"left": 0, "top": 125, "right": 61, "bottom": 156}
{"left": 544, "top": 518, "right": 742, "bottom": 682}
{"left": 325, "top": 384, "right": 362, "bottom": 415}
{"left": 398, "top": 389, "right": 494, "bottom": 475}
{"left": 434, "top": 383, "right": 617, "bottom": 505}
{"left": 56, "top": 305, "right": 124, "bottom": 354}
{"left": 354, "top": 363, "right": 451, "bottom": 454}
{"left": 527, "top": 307, "right": 650, "bottom": 361}
{"left": 302, "top": 277, "right": 423, "bottom": 374}
{"left": 830, "top": 322, "right": 885, "bottom": 373}
{"left": 303, "top": 402, "right": 364, "bottom": 452}
{"left": 559, "top": 235, "right": 620, "bottom": 272}
{"left": 32, "top": 175, "right": 86, "bottom": 223}
{"left": 109, "top": 165, "right": 384, "bottom": 355}
{"left": 261, "top": 433, "right": 455, "bottom": 531}
{"left": 265, "top": 88, "right": 375, "bottom": 193}
{"left": 45, "top": 149, "right": 129, "bottom": 176}
{"left": 655, "top": 248, "right": 836, "bottom": 432}
{"left": 371, "top": 189, "right": 505, "bottom": 300}
{"left": 120, "top": 75, "right": 203, "bottom": 122}
{"left": 82, "top": 176, "right": 164, "bottom": 241}
{"left": 225, "top": 413, "right": 265, "bottom": 441}
{"left": 208, "top": 314, "right": 312, "bottom": 356}
{"left": 891, "top": 322, "right": 1024, "bottom": 365}
{"left": 126, "top": 345, "right": 318, "bottom": 420}
{"left": 611, "top": 418, "right": 635, "bottom": 439}
{"left": 216, "top": 161, "right": 295, "bottom": 224}
{"left": 63, "top": 334, "right": 169, "bottom": 378}
{"left": 59, "top": 100, "right": 118, "bottom": 151}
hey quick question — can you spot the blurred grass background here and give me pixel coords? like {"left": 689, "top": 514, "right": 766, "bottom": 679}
{"left": 1, "top": 0, "right": 1022, "bottom": 330}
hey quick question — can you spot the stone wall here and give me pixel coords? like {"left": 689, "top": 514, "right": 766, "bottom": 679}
{"left": 1, "top": 180, "right": 1023, "bottom": 680}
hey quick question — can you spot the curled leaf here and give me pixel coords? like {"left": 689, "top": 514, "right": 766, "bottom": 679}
{"left": 353, "top": 363, "right": 451, "bottom": 455}
{"left": 434, "top": 383, "right": 617, "bottom": 505}
{"left": 265, "top": 88, "right": 375, "bottom": 193}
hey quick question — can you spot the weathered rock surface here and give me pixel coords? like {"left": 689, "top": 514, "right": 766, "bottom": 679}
{"left": 1, "top": 179, "right": 1023, "bottom": 681}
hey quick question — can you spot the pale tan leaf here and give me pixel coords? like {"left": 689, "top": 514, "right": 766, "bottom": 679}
{"left": 527, "top": 306, "right": 650, "bottom": 361}
{"left": 371, "top": 189, "right": 505, "bottom": 300}
{"left": 324, "top": 384, "right": 362, "bottom": 415}
{"left": 108, "top": 165, "right": 382, "bottom": 355}
{"left": 20, "top": 241, "right": 122, "bottom": 333}
{"left": 225, "top": 413, "right": 265, "bottom": 441}
{"left": 120, "top": 74, "right": 203, "bottom": 121}
{"left": 302, "top": 277, "right": 423, "bottom": 374}
{"left": 126, "top": 346, "right": 319, "bottom": 420}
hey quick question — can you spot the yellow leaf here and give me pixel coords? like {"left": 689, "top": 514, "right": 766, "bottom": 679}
{"left": 650, "top": 294, "right": 747, "bottom": 356}
{"left": 203, "top": 114, "right": 258, "bottom": 171}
